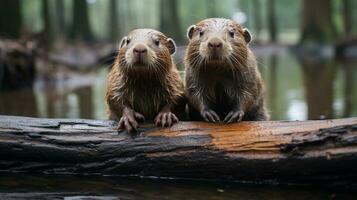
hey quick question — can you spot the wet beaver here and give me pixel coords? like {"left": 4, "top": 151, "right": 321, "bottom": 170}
{"left": 106, "top": 29, "right": 185, "bottom": 132}
{"left": 184, "top": 18, "right": 268, "bottom": 123}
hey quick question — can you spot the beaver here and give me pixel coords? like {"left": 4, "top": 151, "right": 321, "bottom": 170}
{"left": 106, "top": 29, "right": 185, "bottom": 133}
{"left": 184, "top": 18, "right": 268, "bottom": 123}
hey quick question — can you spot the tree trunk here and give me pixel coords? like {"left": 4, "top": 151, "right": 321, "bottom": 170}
{"left": 267, "top": 0, "right": 277, "bottom": 42}
{"left": 70, "top": 0, "right": 93, "bottom": 42}
{"left": 55, "top": 0, "right": 66, "bottom": 38}
{"left": 0, "top": 115, "right": 356, "bottom": 183}
{"left": 342, "top": 0, "right": 352, "bottom": 36}
{"left": 300, "top": 0, "right": 336, "bottom": 44}
{"left": 252, "top": 0, "right": 262, "bottom": 42}
{"left": 109, "top": 0, "right": 119, "bottom": 42}
{"left": 42, "top": 0, "right": 52, "bottom": 45}
{"left": 160, "top": 0, "right": 182, "bottom": 43}
{"left": 0, "top": 0, "right": 22, "bottom": 38}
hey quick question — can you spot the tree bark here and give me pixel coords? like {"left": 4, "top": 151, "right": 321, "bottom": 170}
{"left": 0, "top": 0, "right": 22, "bottom": 38}
{"left": 0, "top": 115, "right": 356, "bottom": 183}
{"left": 69, "top": 0, "right": 93, "bottom": 42}
{"left": 300, "top": 0, "right": 336, "bottom": 44}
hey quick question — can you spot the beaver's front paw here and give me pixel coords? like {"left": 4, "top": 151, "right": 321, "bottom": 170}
{"left": 118, "top": 111, "right": 145, "bottom": 133}
{"left": 154, "top": 112, "right": 179, "bottom": 127}
{"left": 223, "top": 110, "right": 244, "bottom": 123}
{"left": 200, "top": 109, "right": 220, "bottom": 123}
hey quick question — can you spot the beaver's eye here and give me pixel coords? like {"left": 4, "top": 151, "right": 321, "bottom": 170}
{"left": 154, "top": 39, "right": 160, "bottom": 46}
{"left": 199, "top": 30, "right": 204, "bottom": 37}
{"left": 229, "top": 30, "right": 234, "bottom": 38}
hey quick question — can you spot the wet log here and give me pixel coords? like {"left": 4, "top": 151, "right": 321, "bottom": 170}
{"left": 0, "top": 115, "right": 356, "bottom": 184}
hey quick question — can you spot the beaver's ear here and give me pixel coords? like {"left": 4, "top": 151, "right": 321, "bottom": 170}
{"left": 166, "top": 38, "right": 176, "bottom": 55}
{"left": 243, "top": 28, "right": 252, "bottom": 44}
{"left": 187, "top": 25, "right": 196, "bottom": 40}
{"left": 119, "top": 36, "right": 127, "bottom": 48}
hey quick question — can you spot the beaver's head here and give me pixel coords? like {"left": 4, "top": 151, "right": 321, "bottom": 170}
{"left": 186, "top": 18, "right": 252, "bottom": 69}
{"left": 117, "top": 29, "right": 176, "bottom": 73}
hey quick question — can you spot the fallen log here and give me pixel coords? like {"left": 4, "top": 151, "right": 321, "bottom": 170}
{"left": 0, "top": 115, "right": 356, "bottom": 184}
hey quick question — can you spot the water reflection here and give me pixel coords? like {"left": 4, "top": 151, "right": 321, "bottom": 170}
{"left": 0, "top": 51, "right": 356, "bottom": 120}
{"left": 0, "top": 174, "right": 355, "bottom": 200}
{"left": 268, "top": 54, "right": 278, "bottom": 119}
{"left": 260, "top": 51, "right": 307, "bottom": 120}
{"left": 342, "top": 61, "right": 356, "bottom": 118}
{"left": 300, "top": 59, "right": 336, "bottom": 119}
{"left": 0, "top": 89, "right": 38, "bottom": 117}
{"left": 74, "top": 86, "right": 94, "bottom": 119}
{"left": 41, "top": 85, "right": 94, "bottom": 119}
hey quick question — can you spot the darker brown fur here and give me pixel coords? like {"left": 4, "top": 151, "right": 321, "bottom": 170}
{"left": 106, "top": 29, "right": 185, "bottom": 132}
{"left": 185, "top": 18, "right": 268, "bottom": 123}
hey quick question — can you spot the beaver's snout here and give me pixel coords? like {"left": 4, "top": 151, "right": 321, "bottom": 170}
{"left": 207, "top": 37, "right": 224, "bottom": 58}
{"left": 133, "top": 43, "right": 148, "bottom": 63}
{"left": 208, "top": 37, "right": 223, "bottom": 51}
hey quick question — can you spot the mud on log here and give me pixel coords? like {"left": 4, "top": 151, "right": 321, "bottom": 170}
{"left": 0, "top": 115, "right": 356, "bottom": 183}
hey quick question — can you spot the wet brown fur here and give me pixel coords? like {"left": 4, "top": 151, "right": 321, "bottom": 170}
{"left": 185, "top": 18, "right": 268, "bottom": 122}
{"left": 106, "top": 29, "right": 185, "bottom": 130}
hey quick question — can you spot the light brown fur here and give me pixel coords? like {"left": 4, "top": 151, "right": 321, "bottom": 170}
{"left": 106, "top": 29, "right": 185, "bottom": 132}
{"left": 184, "top": 18, "right": 268, "bottom": 123}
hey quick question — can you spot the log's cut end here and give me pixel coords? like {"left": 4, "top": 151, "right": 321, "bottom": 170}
{"left": 0, "top": 115, "right": 356, "bottom": 184}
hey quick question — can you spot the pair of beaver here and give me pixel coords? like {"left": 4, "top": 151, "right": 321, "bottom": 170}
{"left": 106, "top": 18, "right": 269, "bottom": 133}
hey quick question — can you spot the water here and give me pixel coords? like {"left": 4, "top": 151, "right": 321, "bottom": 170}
{"left": 0, "top": 46, "right": 356, "bottom": 120}
{"left": 0, "top": 174, "right": 356, "bottom": 200}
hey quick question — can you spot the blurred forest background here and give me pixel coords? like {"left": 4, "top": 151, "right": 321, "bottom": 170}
{"left": 1, "top": 0, "right": 357, "bottom": 44}
{"left": 0, "top": 0, "right": 356, "bottom": 121}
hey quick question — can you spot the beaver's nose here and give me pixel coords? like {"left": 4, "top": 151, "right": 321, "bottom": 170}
{"left": 208, "top": 38, "right": 223, "bottom": 50}
{"left": 133, "top": 44, "right": 147, "bottom": 55}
